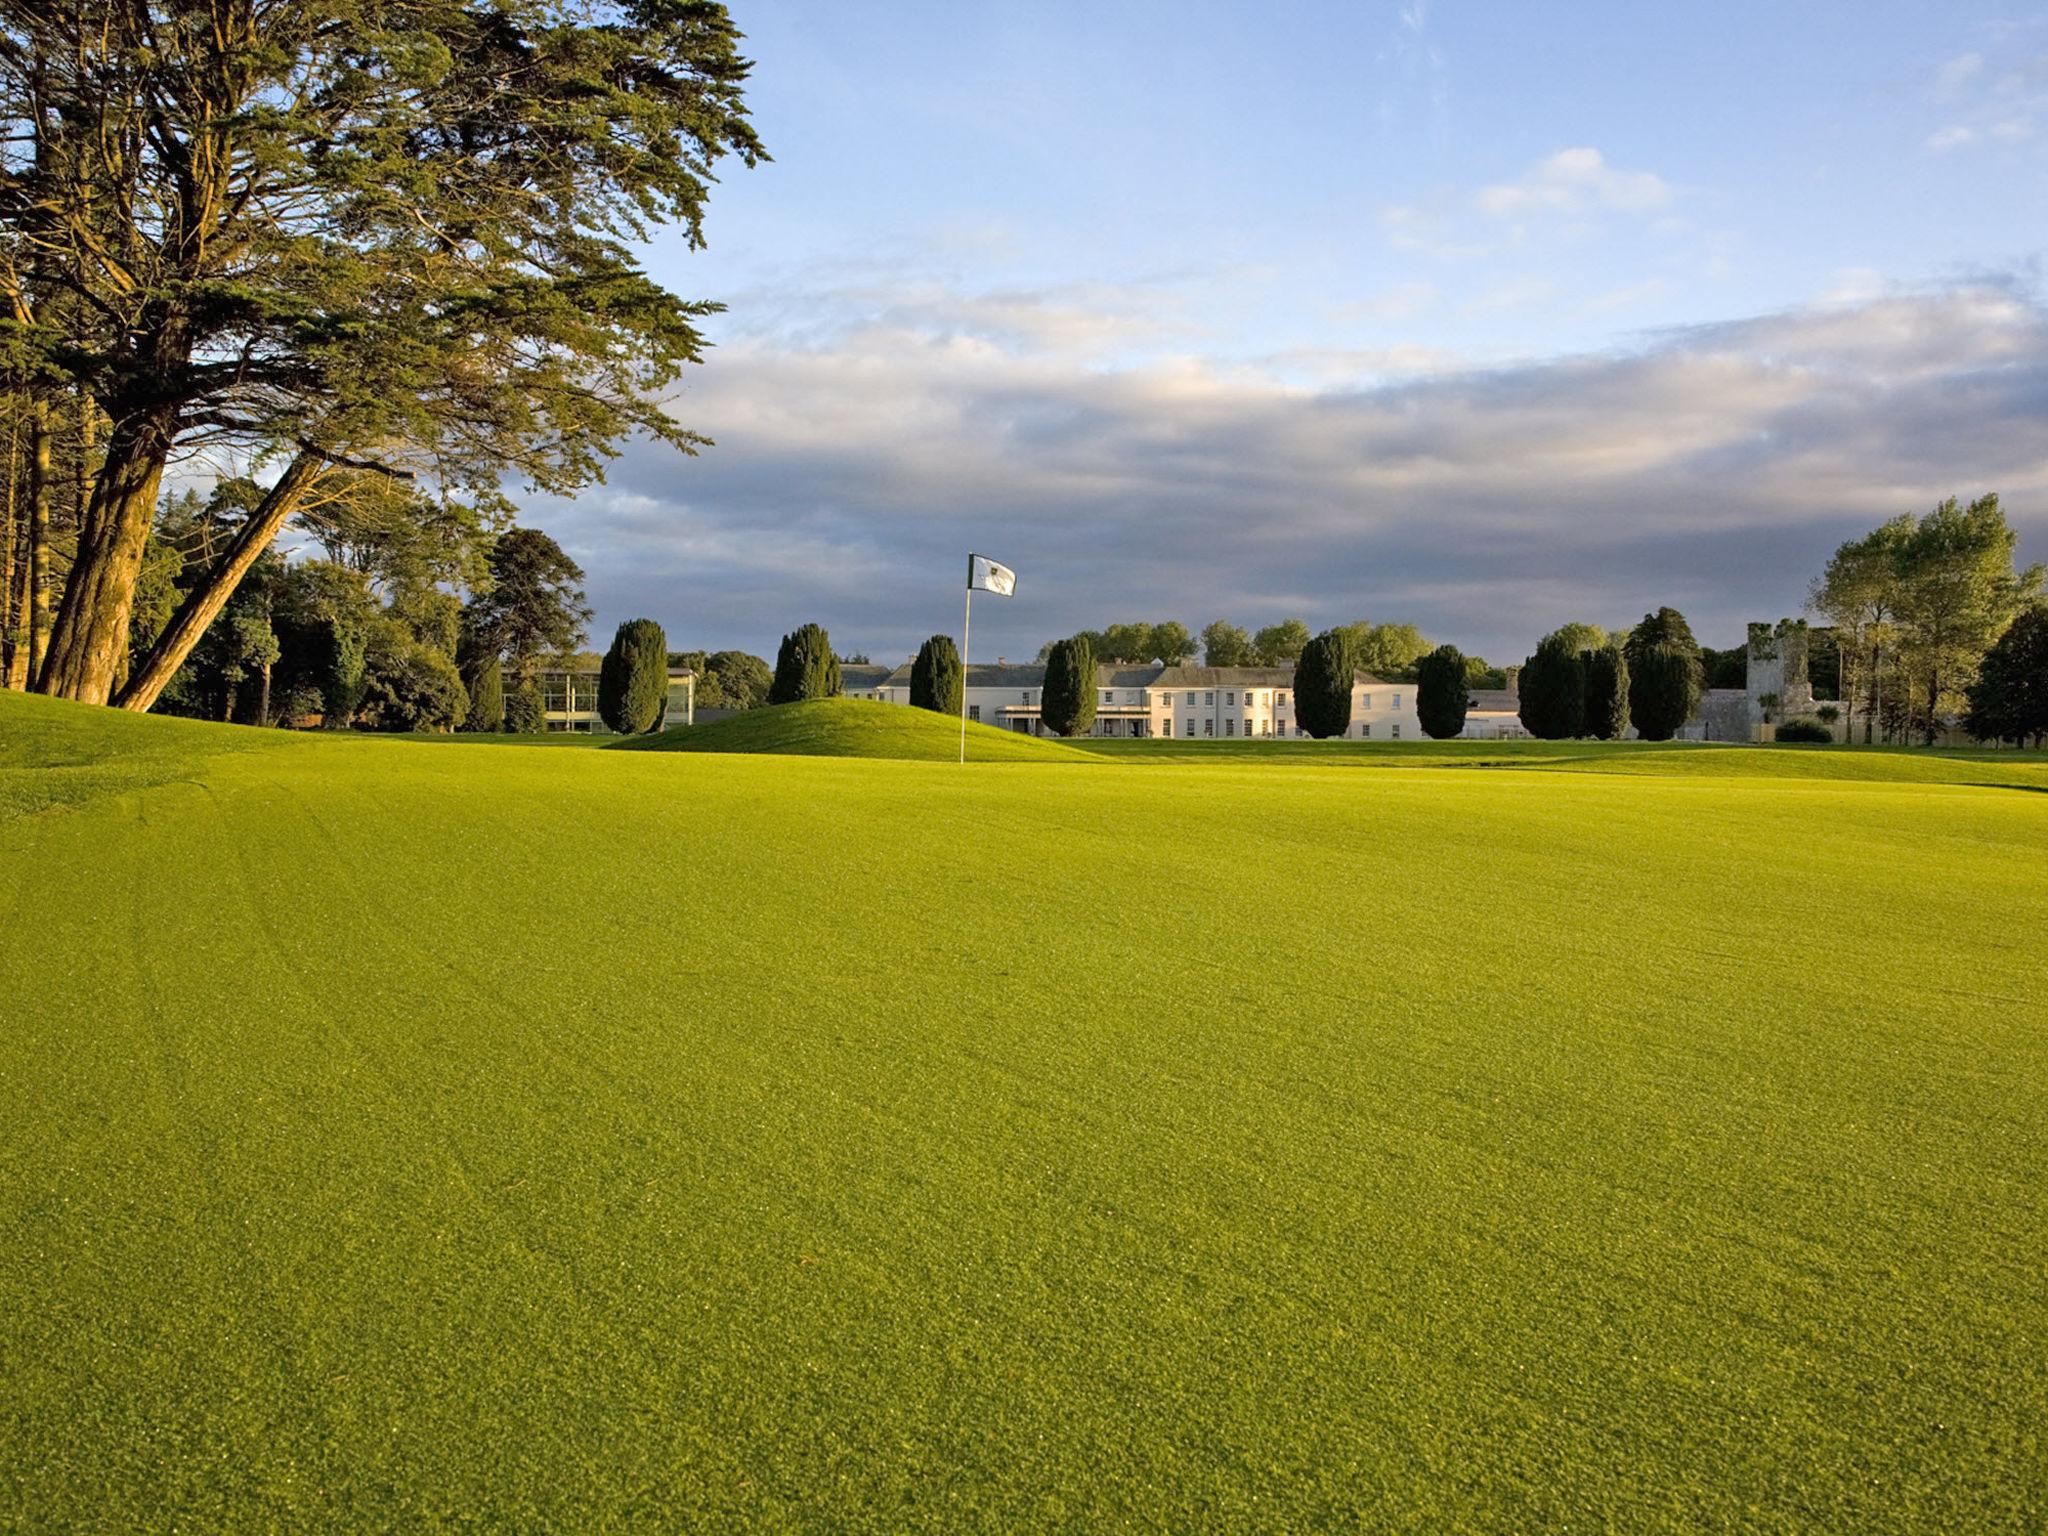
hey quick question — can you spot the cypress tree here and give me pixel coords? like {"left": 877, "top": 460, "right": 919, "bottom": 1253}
{"left": 1294, "top": 629, "right": 1355, "bottom": 738}
{"left": 1040, "top": 634, "right": 1098, "bottom": 737}
{"left": 769, "top": 624, "right": 841, "bottom": 704}
{"left": 1415, "top": 644, "right": 1469, "bottom": 739}
{"left": 464, "top": 654, "right": 504, "bottom": 733}
{"left": 1583, "top": 645, "right": 1631, "bottom": 740}
{"left": 1517, "top": 633, "right": 1587, "bottom": 739}
{"left": 1623, "top": 608, "right": 1704, "bottom": 741}
{"left": 909, "top": 634, "right": 963, "bottom": 715}
{"left": 598, "top": 618, "right": 669, "bottom": 733}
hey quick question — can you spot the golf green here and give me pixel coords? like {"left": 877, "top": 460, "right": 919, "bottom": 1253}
{"left": 3, "top": 689, "right": 2043, "bottom": 1531}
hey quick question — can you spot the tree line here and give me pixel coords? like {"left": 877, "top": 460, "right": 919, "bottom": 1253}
{"left": 0, "top": 0, "right": 761, "bottom": 711}
{"left": 1036, "top": 617, "right": 1508, "bottom": 687}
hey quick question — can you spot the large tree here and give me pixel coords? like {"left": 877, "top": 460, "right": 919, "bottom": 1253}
{"left": 3, "top": 0, "right": 762, "bottom": 706}
{"left": 1339, "top": 621, "right": 1431, "bottom": 679}
{"left": 1966, "top": 605, "right": 2048, "bottom": 747}
{"left": 1622, "top": 608, "right": 1703, "bottom": 742}
{"left": 909, "top": 634, "right": 963, "bottom": 715}
{"left": 1810, "top": 516, "right": 1912, "bottom": 744}
{"left": 1893, "top": 495, "right": 2039, "bottom": 743}
{"left": 1252, "top": 618, "right": 1311, "bottom": 666}
{"left": 1200, "top": 621, "right": 1255, "bottom": 667}
{"left": 1293, "top": 629, "right": 1353, "bottom": 739}
{"left": 1415, "top": 644, "right": 1469, "bottom": 740}
{"left": 1040, "top": 634, "right": 1096, "bottom": 737}
{"left": 465, "top": 530, "right": 589, "bottom": 685}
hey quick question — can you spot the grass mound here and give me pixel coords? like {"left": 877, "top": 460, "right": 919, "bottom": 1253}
{"left": 614, "top": 695, "right": 1091, "bottom": 762}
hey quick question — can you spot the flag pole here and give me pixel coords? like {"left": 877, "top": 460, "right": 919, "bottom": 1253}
{"left": 960, "top": 555, "right": 972, "bottom": 764}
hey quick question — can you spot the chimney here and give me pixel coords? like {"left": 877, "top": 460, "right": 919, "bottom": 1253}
{"left": 996, "top": 656, "right": 1005, "bottom": 665}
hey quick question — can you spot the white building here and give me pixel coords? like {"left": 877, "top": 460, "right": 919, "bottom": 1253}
{"left": 871, "top": 660, "right": 1424, "bottom": 740}
{"left": 531, "top": 660, "right": 696, "bottom": 732}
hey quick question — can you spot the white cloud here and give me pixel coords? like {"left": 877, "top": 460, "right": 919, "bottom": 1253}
{"left": 1475, "top": 148, "right": 1674, "bottom": 218}
{"left": 1927, "top": 125, "right": 1976, "bottom": 151}
{"left": 1933, "top": 52, "right": 1985, "bottom": 98}
{"left": 534, "top": 284, "right": 2048, "bottom": 665}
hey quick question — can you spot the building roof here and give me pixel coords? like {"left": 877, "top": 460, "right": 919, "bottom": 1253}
{"left": 1150, "top": 664, "right": 1392, "bottom": 688}
{"left": 839, "top": 663, "right": 892, "bottom": 691}
{"left": 1466, "top": 689, "right": 1519, "bottom": 713}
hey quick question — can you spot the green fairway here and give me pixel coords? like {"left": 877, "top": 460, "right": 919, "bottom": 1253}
{"left": 2, "top": 689, "right": 2044, "bottom": 1532}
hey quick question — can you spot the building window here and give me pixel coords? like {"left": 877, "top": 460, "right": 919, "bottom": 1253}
{"left": 1361, "top": 693, "right": 1372, "bottom": 710}
{"left": 1102, "top": 690, "right": 1113, "bottom": 704}
{"left": 1392, "top": 722, "right": 1402, "bottom": 738}
{"left": 1277, "top": 691, "right": 1288, "bottom": 705}
{"left": 1225, "top": 692, "right": 1235, "bottom": 706}
{"left": 1225, "top": 719, "right": 1236, "bottom": 736}
{"left": 1261, "top": 720, "right": 1271, "bottom": 736}
{"left": 1163, "top": 719, "right": 1173, "bottom": 737}
{"left": 1204, "top": 718, "right": 1214, "bottom": 736}
{"left": 1021, "top": 691, "right": 1030, "bottom": 703}
{"left": 1205, "top": 692, "right": 1214, "bottom": 706}
{"left": 969, "top": 705, "right": 980, "bottom": 722}
{"left": 1362, "top": 722, "right": 1372, "bottom": 738}
{"left": 1393, "top": 693, "right": 1402, "bottom": 710}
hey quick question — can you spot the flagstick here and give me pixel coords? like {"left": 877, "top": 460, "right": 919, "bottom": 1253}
{"left": 959, "top": 569, "right": 972, "bottom": 765}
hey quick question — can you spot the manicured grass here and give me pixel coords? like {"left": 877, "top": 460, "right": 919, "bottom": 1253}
{"left": 615, "top": 695, "right": 1091, "bottom": 761}
{"left": 2, "top": 688, "right": 2044, "bottom": 1531}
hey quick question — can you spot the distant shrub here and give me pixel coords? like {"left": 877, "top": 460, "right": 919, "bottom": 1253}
{"left": 1415, "top": 644, "right": 1468, "bottom": 739}
{"left": 1294, "top": 629, "right": 1354, "bottom": 739}
{"left": 1040, "top": 634, "right": 1097, "bottom": 737}
{"left": 599, "top": 618, "right": 669, "bottom": 733}
{"left": 769, "top": 624, "right": 841, "bottom": 704}
{"left": 1777, "top": 717, "right": 1833, "bottom": 743}
{"left": 909, "top": 634, "right": 963, "bottom": 715}
{"left": 505, "top": 677, "right": 546, "bottom": 733}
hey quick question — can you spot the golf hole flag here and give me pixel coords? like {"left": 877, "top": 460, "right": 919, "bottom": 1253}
{"left": 969, "top": 554, "right": 1016, "bottom": 596}
{"left": 959, "top": 553, "right": 1016, "bottom": 762}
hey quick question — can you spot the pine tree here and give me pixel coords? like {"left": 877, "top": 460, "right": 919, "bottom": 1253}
{"left": 1040, "top": 635, "right": 1098, "bottom": 737}
{"left": 1415, "top": 644, "right": 1469, "bottom": 739}
{"left": 599, "top": 619, "right": 669, "bottom": 734}
{"left": 909, "top": 635, "right": 963, "bottom": 715}
{"left": 1518, "top": 632, "right": 1588, "bottom": 739}
{"left": 464, "top": 655, "right": 504, "bottom": 734}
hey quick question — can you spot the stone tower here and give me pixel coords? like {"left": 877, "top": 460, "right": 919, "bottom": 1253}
{"left": 1746, "top": 619, "right": 1813, "bottom": 723}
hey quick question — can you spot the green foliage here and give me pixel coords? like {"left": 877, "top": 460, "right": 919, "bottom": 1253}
{"left": 1966, "top": 605, "right": 2048, "bottom": 746}
{"left": 320, "top": 624, "right": 370, "bottom": 729}
{"left": 467, "top": 530, "right": 591, "bottom": 679}
{"left": 909, "top": 635, "right": 964, "bottom": 715}
{"left": 1463, "top": 656, "right": 1508, "bottom": 690}
{"left": 1252, "top": 619, "right": 1312, "bottom": 665}
{"left": 1200, "top": 621, "right": 1255, "bottom": 667}
{"left": 1776, "top": 717, "right": 1833, "bottom": 743}
{"left": 1337, "top": 621, "right": 1432, "bottom": 679}
{"left": 1415, "top": 645, "right": 1469, "bottom": 740}
{"left": 1518, "top": 630, "right": 1589, "bottom": 739}
{"left": 598, "top": 619, "right": 669, "bottom": 734}
{"left": 1623, "top": 609, "right": 1704, "bottom": 742}
{"left": 464, "top": 654, "right": 505, "bottom": 734}
{"left": 1148, "top": 622, "right": 1195, "bottom": 664}
{"left": 1293, "top": 629, "right": 1354, "bottom": 739}
{"left": 504, "top": 678, "right": 546, "bottom": 734}
{"left": 1698, "top": 645, "right": 1747, "bottom": 690}
{"left": 362, "top": 632, "right": 469, "bottom": 733}
{"left": 1040, "top": 635, "right": 1098, "bottom": 737}
{"left": 1583, "top": 646, "right": 1631, "bottom": 741}
{"left": 769, "top": 625, "right": 842, "bottom": 705}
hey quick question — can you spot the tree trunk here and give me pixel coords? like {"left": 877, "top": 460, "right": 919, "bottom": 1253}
{"left": 25, "top": 404, "right": 52, "bottom": 689}
{"left": 1924, "top": 668, "right": 1940, "bottom": 748}
{"left": 1864, "top": 640, "right": 1879, "bottom": 745}
{"left": 0, "top": 414, "right": 17, "bottom": 690}
{"left": 117, "top": 450, "right": 323, "bottom": 713}
{"left": 37, "top": 405, "right": 178, "bottom": 704}
{"left": 258, "top": 660, "right": 272, "bottom": 728}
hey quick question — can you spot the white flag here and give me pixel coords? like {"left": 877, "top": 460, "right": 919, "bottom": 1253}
{"left": 969, "top": 554, "right": 1016, "bottom": 597}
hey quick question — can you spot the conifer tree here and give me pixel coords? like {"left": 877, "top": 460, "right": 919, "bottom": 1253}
{"left": 770, "top": 625, "right": 841, "bottom": 704}
{"left": 1040, "top": 635, "right": 1098, "bottom": 737}
{"left": 1416, "top": 644, "right": 1470, "bottom": 739}
{"left": 1294, "top": 630, "right": 1355, "bottom": 739}
{"left": 909, "top": 635, "right": 963, "bottom": 715}
{"left": 599, "top": 619, "right": 669, "bottom": 734}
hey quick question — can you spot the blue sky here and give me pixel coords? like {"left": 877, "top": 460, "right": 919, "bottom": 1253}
{"left": 528, "top": 0, "right": 2048, "bottom": 665}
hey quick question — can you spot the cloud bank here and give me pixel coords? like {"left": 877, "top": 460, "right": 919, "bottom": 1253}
{"left": 530, "top": 284, "right": 2048, "bottom": 667}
